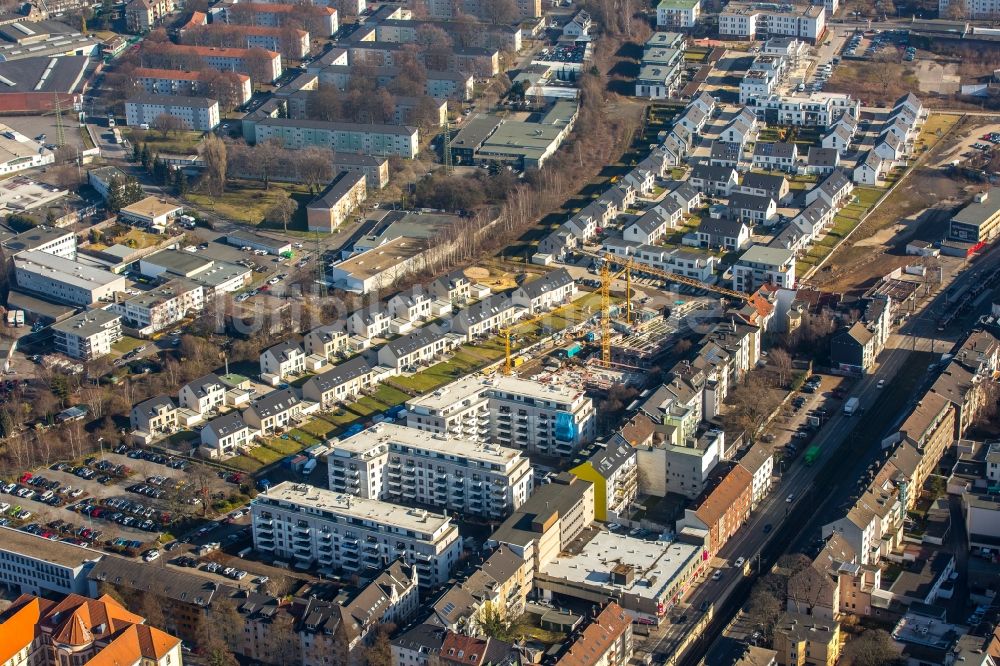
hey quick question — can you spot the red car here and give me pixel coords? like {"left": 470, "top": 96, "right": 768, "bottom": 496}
{"left": 19, "top": 473, "right": 32, "bottom": 483}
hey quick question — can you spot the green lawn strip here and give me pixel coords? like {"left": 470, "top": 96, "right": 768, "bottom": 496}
{"left": 372, "top": 385, "right": 412, "bottom": 406}
{"left": 246, "top": 446, "right": 283, "bottom": 465}
{"left": 227, "top": 456, "right": 262, "bottom": 472}
{"left": 297, "top": 417, "right": 336, "bottom": 438}
{"left": 111, "top": 336, "right": 145, "bottom": 354}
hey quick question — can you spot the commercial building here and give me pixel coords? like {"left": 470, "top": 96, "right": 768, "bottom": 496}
{"left": 225, "top": 230, "right": 292, "bottom": 256}
{"left": 125, "top": 94, "right": 220, "bottom": 131}
{"left": 51, "top": 308, "right": 122, "bottom": 360}
{"left": 657, "top": 0, "right": 701, "bottom": 27}
{"left": 133, "top": 66, "right": 253, "bottom": 104}
{"left": 536, "top": 531, "right": 703, "bottom": 622}
{"left": 327, "top": 237, "right": 427, "bottom": 294}
{"left": 0, "top": 592, "right": 182, "bottom": 666}
{"left": 0, "top": 123, "right": 54, "bottom": 175}
{"left": 327, "top": 423, "right": 533, "bottom": 520}
{"left": 720, "top": 2, "right": 826, "bottom": 42}
{"left": 948, "top": 189, "right": 1000, "bottom": 245}
{"left": 448, "top": 101, "right": 579, "bottom": 169}
{"left": 732, "top": 245, "right": 796, "bottom": 292}
{"left": 569, "top": 442, "right": 638, "bottom": 522}
{"left": 306, "top": 171, "right": 367, "bottom": 233}
{"left": 14, "top": 250, "right": 126, "bottom": 305}
{"left": 1, "top": 226, "right": 76, "bottom": 260}
{"left": 112, "top": 278, "right": 204, "bottom": 336}
{"left": 251, "top": 481, "right": 461, "bottom": 585}
{"left": 248, "top": 117, "right": 419, "bottom": 158}
{"left": 139, "top": 249, "right": 252, "bottom": 295}
{"left": 0, "top": 526, "right": 102, "bottom": 597}
{"left": 118, "top": 196, "right": 183, "bottom": 230}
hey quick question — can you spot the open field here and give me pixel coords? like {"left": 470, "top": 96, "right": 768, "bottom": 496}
{"left": 185, "top": 181, "right": 311, "bottom": 227}
{"left": 123, "top": 129, "right": 204, "bottom": 155}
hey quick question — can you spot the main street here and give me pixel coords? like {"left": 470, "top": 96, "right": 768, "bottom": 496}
{"left": 635, "top": 237, "right": 1000, "bottom": 665}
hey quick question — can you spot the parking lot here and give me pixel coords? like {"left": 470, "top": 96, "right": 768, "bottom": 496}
{"left": 0, "top": 448, "right": 239, "bottom": 553}
{"left": 765, "top": 373, "right": 853, "bottom": 469}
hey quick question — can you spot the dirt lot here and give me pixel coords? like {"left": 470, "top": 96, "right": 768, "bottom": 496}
{"left": 812, "top": 115, "right": 978, "bottom": 294}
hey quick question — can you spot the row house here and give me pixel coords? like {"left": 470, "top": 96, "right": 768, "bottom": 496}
{"left": 511, "top": 268, "right": 577, "bottom": 314}
{"left": 624, "top": 243, "right": 719, "bottom": 282}
{"left": 389, "top": 290, "right": 435, "bottom": 323}
{"left": 537, "top": 226, "right": 578, "bottom": 261}
{"left": 727, "top": 191, "right": 777, "bottom": 224}
{"left": 710, "top": 140, "right": 745, "bottom": 170}
{"left": 719, "top": 108, "right": 759, "bottom": 146}
{"left": 348, "top": 306, "right": 392, "bottom": 340}
{"left": 791, "top": 199, "right": 834, "bottom": 245}
{"left": 622, "top": 167, "right": 655, "bottom": 194}
{"left": 853, "top": 150, "right": 886, "bottom": 186}
{"left": 449, "top": 295, "right": 524, "bottom": 341}
{"left": 821, "top": 124, "right": 852, "bottom": 152}
{"left": 301, "top": 357, "right": 376, "bottom": 409}
{"left": 675, "top": 465, "right": 753, "bottom": 556}
{"left": 130, "top": 395, "right": 179, "bottom": 438}
{"left": 668, "top": 182, "right": 703, "bottom": 214}
{"left": 376, "top": 326, "right": 458, "bottom": 370}
{"left": 689, "top": 165, "right": 739, "bottom": 196}
{"left": 805, "top": 147, "right": 841, "bottom": 176}
{"left": 623, "top": 199, "right": 683, "bottom": 244}
{"left": 303, "top": 323, "right": 349, "bottom": 361}
{"left": 243, "top": 388, "right": 308, "bottom": 434}
{"left": 179, "top": 373, "right": 227, "bottom": 416}
{"left": 874, "top": 131, "right": 904, "bottom": 163}
{"left": 689, "top": 217, "right": 751, "bottom": 251}
{"left": 200, "top": 412, "right": 257, "bottom": 459}
{"left": 751, "top": 141, "right": 798, "bottom": 173}
{"left": 676, "top": 104, "right": 710, "bottom": 134}
{"left": 740, "top": 171, "right": 789, "bottom": 203}
{"left": 804, "top": 169, "right": 854, "bottom": 209}
{"left": 431, "top": 269, "right": 472, "bottom": 305}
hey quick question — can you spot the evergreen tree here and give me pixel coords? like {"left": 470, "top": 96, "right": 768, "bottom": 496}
{"left": 106, "top": 176, "right": 125, "bottom": 213}
{"left": 140, "top": 143, "right": 151, "bottom": 168}
{"left": 132, "top": 142, "right": 140, "bottom": 162}
{"left": 176, "top": 169, "right": 188, "bottom": 195}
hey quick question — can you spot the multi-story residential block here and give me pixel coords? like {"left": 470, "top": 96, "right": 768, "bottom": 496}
{"left": 739, "top": 70, "right": 774, "bottom": 105}
{"left": 130, "top": 395, "right": 179, "bottom": 437}
{"left": 133, "top": 67, "right": 253, "bottom": 104}
{"left": 298, "top": 560, "right": 419, "bottom": 666}
{"left": 333, "top": 153, "right": 390, "bottom": 190}
{"left": 753, "top": 92, "right": 860, "bottom": 128}
{"left": 675, "top": 464, "right": 753, "bottom": 555}
{"left": 732, "top": 245, "right": 796, "bottom": 291}
{"left": 657, "top": 0, "right": 701, "bottom": 27}
{"left": 126, "top": 0, "right": 174, "bottom": 33}
{"left": 1, "top": 226, "right": 76, "bottom": 260}
{"left": 830, "top": 322, "right": 876, "bottom": 375}
{"left": 939, "top": 0, "right": 1000, "bottom": 17}
{"left": 112, "top": 278, "right": 204, "bottom": 336}
{"left": 569, "top": 442, "right": 638, "bottom": 522}
{"left": 306, "top": 172, "right": 367, "bottom": 233}
{"left": 179, "top": 373, "right": 227, "bottom": 415}
{"left": 125, "top": 94, "right": 220, "bottom": 130}
{"left": 260, "top": 341, "right": 306, "bottom": 379}
{"left": 423, "top": 0, "right": 541, "bottom": 20}
{"left": 247, "top": 118, "right": 418, "bottom": 158}
{"left": 0, "top": 526, "right": 102, "bottom": 597}
{"left": 739, "top": 441, "right": 775, "bottom": 509}
{"left": 772, "top": 613, "right": 841, "bottom": 666}
{"left": 720, "top": 2, "right": 825, "bottom": 42}
{"left": 15, "top": 251, "right": 127, "bottom": 306}
{"left": 553, "top": 603, "right": 633, "bottom": 666}
{"left": 405, "top": 375, "right": 493, "bottom": 440}
{"left": 0, "top": 592, "right": 182, "bottom": 666}
{"left": 635, "top": 62, "right": 683, "bottom": 99}
{"left": 214, "top": 2, "right": 339, "bottom": 36}
{"left": 930, "top": 328, "right": 1000, "bottom": 437}
{"left": 318, "top": 64, "right": 473, "bottom": 101}
{"left": 327, "top": 423, "right": 533, "bottom": 520}
{"left": 51, "top": 309, "right": 121, "bottom": 360}
{"left": 880, "top": 392, "right": 956, "bottom": 511}
{"left": 489, "top": 375, "right": 597, "bottom": 456}
{"left": 251, "top": 481, "right": 461, "bottom": 586}
{"left": 152, "top": 44, "right": 283, "bottom": 82}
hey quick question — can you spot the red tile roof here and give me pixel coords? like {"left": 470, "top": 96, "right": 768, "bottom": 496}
{"left": 555, "top": 603, "right": 631, "bottom": 666}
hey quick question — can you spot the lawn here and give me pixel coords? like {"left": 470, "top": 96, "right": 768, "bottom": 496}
{"left": 92, "top": 227, "right": 162, "bottom": 251}
{"left": 227, "top": 455, "right": 263, "bottom": 472}
{"left": 244, "top": 445, "right": 284, "bottom": 466}
{"left": 111, "top": 336, "right": 145, "bottom": 354}
{"left": 298, "top": 417, "right": 336, "bottom": 438}
{"left": 125, "top": 129, "right": 204, "bottom": 155}
{"left": 372, "top": 385, "right": 412, "bottom": 406}
{"left": 184, "top": 181, "right": 311, "bottom": 226}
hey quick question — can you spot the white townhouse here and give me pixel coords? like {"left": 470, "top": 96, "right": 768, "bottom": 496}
{"left": 389, "top": 290, "right": 435, "bottom": 322}
{"left": 377, "top": 326, "right": 457, "bottom": 370}
{"left": 853, "top": 151, "right": 886, "bottom": 186}
{"left": 623, "top": 200, "right": 682, "bottom": 245}
{"left": 302, "top": 357, "right": 376, "bottom": 409}
{"left": 511, "top": 268, "right": 577, "bottom": 314}
{"left": 179, "top": 373, "right": 227, "bottom": 415}
{"left": 243, "top": 388, "right": 306, "bottom": 434}
{"left": 303, "top": 323, "right": 349, "bottom": 361}
{"left": 260, "top": 341, "right": 306, "bottom": 379}
{"left": 200, "top": 412, "right": 258, "bottom": 459}
{"left": 348, "top": 306, "right": 393, "bottom": 340}
{"left": 751, "top": 141, "right": 798, "bottom": 173}
{"left": 450, "top": 295, "right": 524, "bottom": 341}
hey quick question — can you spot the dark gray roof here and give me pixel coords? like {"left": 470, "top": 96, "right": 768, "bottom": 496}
{"left": 807, "top": 147, "right": 840, "bottom": 167}
{"left": 691, "top": 164, "right": 736, "bottom": 183}
{"left": 699, "top": 217, "right": 748, "bottom": 238}
{"left": 383, "top": 325, "right": 447, "bottom": 356}
{"left": 305, "top": 356, "right": 372, "bottom": 391}
{"left": 817, "top": 169, "right": 852, "bottom": 197}
{"left": 753, "top": 141, "right": 797, "bottom": 159}
{"left": 265, "top": 340, "right": 302, "bottom": 361}
{"left": 308, "top": 171, "right": 366, "bottom": 209}
{"left": 453, "top": 294, "right": 515, "bottom": 326}
{"left": 0, "top": 54, "right": 88, "bottom": 93}
{"left": 255, "top": 117, "right": 417, "bottom": 136}
{"left": 741, "top": 172, "right": 786, "bottom": 194}
{"left": 710, "top": 140, "right": 741, "bottom": 161}
{"left": 133, "top": 394, "right": 175, "bottom": 415}
{"left": 204, "top": 411, "right": 250, "bottom": 437}
{"left": 392, "top": 623, "right": 448, "bottom": 652}
{"left": 88, "top": 556, "right": 223, "bottom": 606}
{"left": 249, "top": 388, "right": 300, "bottom": 419}
{"left": 728, "top": 191, "right": 774, "bottom": 212}
{"left": 2, "top": 226, "right": 72, "bottom": 253}
{"left": 185, "top": 373, "right": 223, "bottom": 398}
{"left": 585, "top": 441, "right": 635, "bottom": 478}
{"left": 517, "top": 268, "right": 573, "bottom": 300}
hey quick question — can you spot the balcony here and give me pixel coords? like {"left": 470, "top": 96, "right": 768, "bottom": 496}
{"left": 256, "top": 519, "right": 273, "bottom": 527}
{"left": 257, "top": 541, "right": 275, "bottom": 551}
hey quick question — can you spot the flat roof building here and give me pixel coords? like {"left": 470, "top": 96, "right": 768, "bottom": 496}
{"left": 0, "top": 525, "right": 102, "bottom": 597}
{"left": 51, "top": 308, "right": 122, "bottom": 360}
{"left": 948, "top": 189, "right": 1000, "bottom": 244}
{"left": 327, "top": 237, "right": 427, "bottom": 294}
{"left": 14, "top": 250, "right": 127, "bottom": 306}
{"left": 251, "top": 481, "right": 461, "bottom": 586}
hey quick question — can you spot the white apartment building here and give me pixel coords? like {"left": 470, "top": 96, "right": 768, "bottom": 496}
{"left": 489, "top": 375, "right": 597, "bottom": 456}
{"left": 406, "top": 375, "right": 597, "bottom": 456}
{"left": 214, "top": 2, "right": 338, "bottom": 36}
{"left": 251, "top": 481, "right": 461, "bottom": 586}
{"left": 327, "top": 423, "right": 533, "bottom": 520}
{"left": 754, "top": 92, "right": 861, "bottom": 128}
{"left": 160, "top": 44, "right": 283, "bottom": 82}
{"left": 732, "top": 245, "right": 796, "bottom": 292}
{"left": 14, "top": 251, "right": 127, "bottom": 306}
{"left": 939, "top": 0, "right": 1000, "bottom": 17}
{"left": 720, "top": 3, "right": 825, "bottom": 42}
{"left": 1, "top": 227, "right": 77, "bottom": 260}
{"left": 112, "top": 279, "right": 204, "bottom": 336}
{"left": 51, "top": 309, "right": 122, "bottom": 360}
{"left": 739, "top": 70, "right": 774, "bottom": 105}
{"left": 125, "top": 94, "right": 220, "bottom": 131}
{"left": 656, "top": 0, "right": 700, "bottom": 27}
{"left": 179, "top": 373, "right": 227, "bottom": 415}
{"left": 133, "top": 67, "right": 253, "bottom": 105}
{"left": 249, "top": 118, "right": 419, "bottom": 159}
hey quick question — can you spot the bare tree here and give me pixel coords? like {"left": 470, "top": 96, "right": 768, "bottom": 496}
{"left": 200, "top": 135, "right": 228, "bottom": 196}
{"left": 265, "top": 193, "right": 298, "bottom": 231}
{"left": 770, "top": 348, "right": 793, "bottom": 387}
{"left": 153, "top": 113, "right": 187, "bottom": 137}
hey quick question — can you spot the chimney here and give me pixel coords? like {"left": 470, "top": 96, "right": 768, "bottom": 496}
{"left": 975, "top": 191, "right": 988, "bottom": 204}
